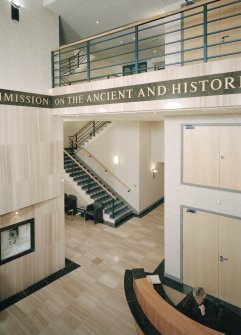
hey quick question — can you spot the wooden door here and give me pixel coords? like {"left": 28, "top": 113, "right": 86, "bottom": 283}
{"left": 219, "top": 216, "right": 241, "bottom": 308}
{"left": 220, "top": 126, "right": 241, "bottom": 191}
{"left": 183, "top": 208, "right": 219, "bottom": 297}
{"left": 183, "top": 126, "right": 220, "bottom": 187}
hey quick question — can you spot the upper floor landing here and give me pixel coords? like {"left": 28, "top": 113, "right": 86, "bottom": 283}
{"left": 51, "top": 0, "right": 241, "bottom": 90}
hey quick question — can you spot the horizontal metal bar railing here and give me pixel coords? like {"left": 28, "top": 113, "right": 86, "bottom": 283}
{"left": 51, "top": 0, "right": 241, "bottom": 88}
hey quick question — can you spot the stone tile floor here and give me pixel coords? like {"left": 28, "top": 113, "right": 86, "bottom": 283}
{"left": 0, "top": 205, "right": 165, "bottom": 335}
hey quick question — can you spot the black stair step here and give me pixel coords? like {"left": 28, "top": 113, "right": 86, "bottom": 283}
{"left": 72, "top": 173, "right": 89, "bottom": 180}
{"left": 94, "top": 195, "right": 113, "bottom": 206}
{"left": 86, "top": 186, "right": 102, "bottom": 194}
{"left": 64, "top": 158, "right": 72, "bottom": 164}
{"left": 64, "top": 162, "right": 78, "bottom": 168}
{"left": 71, "top": 172, "right": 87, "bottom": 178}
{"left": 105, "top": 201, "right": 124, "bottom": 214}
{"left": 65, "top": 167, "right": 81, "bottom": 173}
{"left": 90, "top": 190, "right": 109, "bottom": 199}
{"left": 110, "top": 207, "right": 132, "bottom": 219}
{"left": 82, "top": 182, "right": 100, "bottom": 190}
{"left": 80, "top": 177, "right": 99, "bottom": 187}
{"left": 77, "top": 179, "right": 92, "bottom": 186}
{"left": 114, "top": 209, "right": 133, "bottom": 225}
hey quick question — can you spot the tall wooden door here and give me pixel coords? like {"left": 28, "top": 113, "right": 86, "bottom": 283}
{"left": 183, "top": 126, "right": 220, "bottom": 187}
{"left": 183, "top": 209, "right": 241, "bottom": 308}
{"left": 183, "top": 209, "right": 219, "bottom": 297}
{"left": 220, "top": 126, "right": 241, "bottom": 191}
{"left": 219, "top": 216, "right": 241, "bottom": 308}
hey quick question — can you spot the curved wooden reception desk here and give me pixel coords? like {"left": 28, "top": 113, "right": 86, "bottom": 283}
{"left": 134, "top": 278, "right": 225, "bottom": 335}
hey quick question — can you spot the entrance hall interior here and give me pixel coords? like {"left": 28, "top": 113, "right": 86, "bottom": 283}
{"left": 1, "top": 0, "right": 241, "bottom": 334}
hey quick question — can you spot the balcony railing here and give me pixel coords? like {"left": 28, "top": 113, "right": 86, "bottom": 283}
{"left": 51, "top": 0, "right": 241, "bottom": 88}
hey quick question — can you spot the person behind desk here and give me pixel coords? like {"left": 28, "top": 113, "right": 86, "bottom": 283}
{"left": 178, "top": 287, "right": 217, "bottom": 330}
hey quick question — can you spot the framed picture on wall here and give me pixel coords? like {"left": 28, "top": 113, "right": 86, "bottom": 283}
{"left": 0, "top": 218, "right": 35, "bottom": 265}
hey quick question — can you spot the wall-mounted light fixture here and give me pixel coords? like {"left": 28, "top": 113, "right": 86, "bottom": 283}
{"left": 15, "top": 210, "right": 19, "bottom": 215}
{"left": 152, "top": 168, "right": 158, "bottom": 178}
{"left": 113, "top": 155, "right": 120, "bottom": 165}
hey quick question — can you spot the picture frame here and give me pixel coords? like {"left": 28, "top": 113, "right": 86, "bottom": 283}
{"left": 0, "top": 218, "right": 35, "bottom": 265}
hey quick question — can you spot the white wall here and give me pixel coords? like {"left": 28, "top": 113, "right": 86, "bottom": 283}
{"left": 164, "top": 113, "right": 241, "bottom": 281}
{"left": 77, "top": 121, "right": 164, "bottom": 212}
{"left": 139, "top": 122, "right": 164, "bottom": 211}
{"left": 151, "top": 121, "right": 164, "bottom": 162}
{"left": 164, "top": 2, "right": 182, "bottom": 68}
{"left": 0, "top": 0, "right": 59, "bottom": 93}
{"left": 63, "top": 120, "right": 88, "bottom": 147}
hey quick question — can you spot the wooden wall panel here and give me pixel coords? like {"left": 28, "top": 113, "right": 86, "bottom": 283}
{"left": 219, "top": 216, "right": 241, "bottom": 308}
{"left": 183, "top": 1, "right": 241, "bottom": 64}
{"left": 0, "top": 105, "right": 65, "bottom": 300}
{"left": 0, "top": 196, "right": 65, "bottom": 301}
{"left": 183, "top": 126, "right": 220, "bottom": 187}
{"left": 220, "top": 126, "right": 241, "bottom": 191}
{"left": 183, "top": 209, "right": 219, "bottom": 297}
{"left": 0, "top": 107, "right": 64, "bottom": 215}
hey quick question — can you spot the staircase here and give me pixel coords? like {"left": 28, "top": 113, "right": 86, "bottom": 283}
{"left": 64, "top": 151, "right": 133, "bottom": 227}
{"left": 59, "top": 48, "right": 95, "bottom": 87}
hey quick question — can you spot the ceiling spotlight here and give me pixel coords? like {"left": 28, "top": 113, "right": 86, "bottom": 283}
{"left": 96, "top": 20, "right": 99, "bottom": 24}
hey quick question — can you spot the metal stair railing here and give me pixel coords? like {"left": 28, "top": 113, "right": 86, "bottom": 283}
{"left": 60, "top": 49, "right": 87, "bottom": 85}
{"left": 64, "top": 149, "right": 117, "bottom": 218}
{"left": 68, "top": 121, "right": 111, "bottom": 149}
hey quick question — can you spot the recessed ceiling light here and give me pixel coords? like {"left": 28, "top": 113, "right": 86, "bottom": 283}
{"left": 96, "top": 20, "right": 99, "bottom": 24}
{"left": 153, "top": 50, "right": 157, "bottom": 53}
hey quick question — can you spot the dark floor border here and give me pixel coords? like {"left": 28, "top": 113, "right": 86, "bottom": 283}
{"left": 134, "top": 197, "right": 164, "bottom": 218}
{"left": 0, "top": 258, "right": 80, "bottom": 312}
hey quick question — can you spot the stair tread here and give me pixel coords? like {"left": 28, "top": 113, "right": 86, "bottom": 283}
{"left": 64, "top": 144, "right": 133, "bottom": 224}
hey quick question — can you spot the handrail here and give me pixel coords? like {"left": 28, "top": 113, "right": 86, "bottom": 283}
{"left": 53, "top": 0, "right": 220, "bottom": 52}
{"left": 64, "top": 149, "right": 116, "bottom": 201}
{"left": 79, "top": 146, "right": 131, "bottom": 192}
{"left": 68, "top": 121, "right": 110, "bottom": 148}
{"left": 69, "top": 121, "right": 93, "bottom": 139}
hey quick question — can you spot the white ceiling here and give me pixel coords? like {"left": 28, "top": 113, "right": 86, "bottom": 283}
{"left": 43, "top": 0, "right": 183, "bottom": 44}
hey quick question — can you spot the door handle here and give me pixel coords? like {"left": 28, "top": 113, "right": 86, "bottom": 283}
{"left": 220, "top": 255, "right": 228, "bottom": 262}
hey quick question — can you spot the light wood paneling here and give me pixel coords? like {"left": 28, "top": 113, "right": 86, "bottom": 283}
{"left": 183, "top": 125, "right": 220, "bottom": 187}
{"left": 220, "top": 126, "right": 241, "bottom": 191}
{"left": 183, "top": 209, "right": 219, "bottom": 297}
{"left": 183, "top": 1, "right": 241, "bottom": 64}
{"left": 183, "top": 208, "right": 241, "bottom": 308}
{"left": 219, "top": 216, "right": 241, "bottom": 308}
{"left": 0, "top": 196, "right": 65, "bottom": 301}
{"left": 0, "top": 107, "right": 64, "bottom": 216}
{"left": 0, "top": 105, "right": 65, "bottom": 300}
